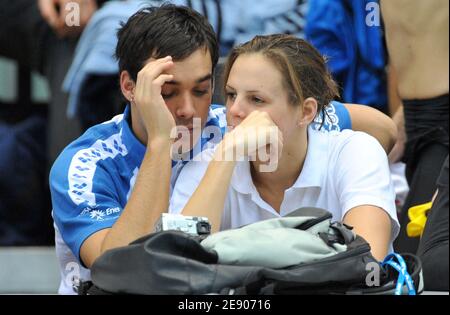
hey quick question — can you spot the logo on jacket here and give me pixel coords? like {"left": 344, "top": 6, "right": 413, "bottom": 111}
{"left": 79, "top": 206, "right": 121, "bottom": 221}
{"left": 90, "top": 210, "right": 105, "bottom": 221}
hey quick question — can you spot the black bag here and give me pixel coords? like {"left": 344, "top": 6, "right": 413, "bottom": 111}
{"left": 81, "top": 210, "right": 423, "bottom": 295}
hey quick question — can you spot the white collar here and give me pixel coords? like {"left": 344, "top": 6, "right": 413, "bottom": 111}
{"left": 291, "top": 127, "right": 329, "bottom": 189}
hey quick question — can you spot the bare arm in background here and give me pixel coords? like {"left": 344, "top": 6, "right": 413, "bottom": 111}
{"left": 344, "top": 104, "right": 398, "bottom": 154}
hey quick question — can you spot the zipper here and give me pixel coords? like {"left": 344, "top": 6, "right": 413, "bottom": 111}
{"left": 296, "top": 212, "right": 333, "bottom": 231}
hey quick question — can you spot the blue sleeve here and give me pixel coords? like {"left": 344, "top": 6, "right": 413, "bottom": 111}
{"left": 305, "top": 0, "right": 355, "bottom": 79}
{"left": 311, "top": 101, "right": 352, "bottom": 132}
{"left": 50, "top": 147, "right": 124, "bottom": 264}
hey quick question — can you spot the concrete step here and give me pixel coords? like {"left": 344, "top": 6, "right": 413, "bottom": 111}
{"left": 0, "top": 247, "right": 60, "bottom": 294}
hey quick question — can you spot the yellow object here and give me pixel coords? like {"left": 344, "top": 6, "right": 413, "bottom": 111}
{"left": 407, "top": 202, "right": 433, "bottom": 238}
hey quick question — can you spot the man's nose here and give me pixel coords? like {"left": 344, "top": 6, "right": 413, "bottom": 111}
{"left": 176, "top": 94, "right": 196, "bottom": 120}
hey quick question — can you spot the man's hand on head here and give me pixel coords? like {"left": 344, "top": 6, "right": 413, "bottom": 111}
{"left": 133, "top": 56, "right": 177, "bottom": 145}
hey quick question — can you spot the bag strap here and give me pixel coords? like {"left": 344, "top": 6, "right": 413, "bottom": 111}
{"left": 295, "top": 211, "right": 333, "bottom": 230}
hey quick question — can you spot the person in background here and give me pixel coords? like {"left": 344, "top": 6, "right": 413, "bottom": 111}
{"left": 0, "top": 0, "right": 106, "bottom": 245}
{"left": 306, "top": 0, "right": 388, "bottom": 113}
{"left": 0, "top": 0, "right": 108, "bottom": 167}
{"left": 381, "top": 0, "right": 449, "bottom": 254}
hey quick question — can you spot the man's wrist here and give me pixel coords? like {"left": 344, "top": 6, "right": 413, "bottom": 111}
{"left": 147, "top": 137, "right": 173, "bottom": 151}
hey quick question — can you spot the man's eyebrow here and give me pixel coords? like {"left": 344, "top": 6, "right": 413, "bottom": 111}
{"left": 165, "top": 74, "right": 212, "bottom": 86}
{"left": 196, "top": 74, "right": 212, "bottom": 83}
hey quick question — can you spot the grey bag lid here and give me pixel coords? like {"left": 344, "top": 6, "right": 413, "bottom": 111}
{"left": 201, "top": 208, "right": 350, "bottom": 268}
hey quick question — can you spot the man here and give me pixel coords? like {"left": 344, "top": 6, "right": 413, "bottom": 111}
{"left": 50, "top": 4, "right": 397, "bottom": 294}
{"left": 381, "top": 0, "right": 449, "bottom": 253}
{"left": 50, "top": 4, "right": 225, "bottom": 294}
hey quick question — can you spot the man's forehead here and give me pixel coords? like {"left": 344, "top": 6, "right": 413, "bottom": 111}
{"left": 146, "top": 48, "right": 213, "bottom": 84}
{"left": 146, "top": 47, "right": 212, "bottom": 67}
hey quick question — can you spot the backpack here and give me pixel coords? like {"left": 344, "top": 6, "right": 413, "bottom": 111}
{"left": 80, "top": 208, "right": 423, "bottom": 295}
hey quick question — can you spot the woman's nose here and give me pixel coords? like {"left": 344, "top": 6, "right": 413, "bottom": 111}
{"left": 228, "top": 97, "right": 246, "bottom": 120}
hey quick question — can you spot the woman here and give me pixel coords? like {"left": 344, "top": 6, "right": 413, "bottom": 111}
{"left": 170, "top": 35, "right": 399, "bottom": 261}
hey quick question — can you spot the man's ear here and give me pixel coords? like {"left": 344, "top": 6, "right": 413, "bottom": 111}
{"left": 120, "top": 71, "right": 135, "bottom": 102}
{"left": 298, "top": 97, "right": 318, "bottom": 126}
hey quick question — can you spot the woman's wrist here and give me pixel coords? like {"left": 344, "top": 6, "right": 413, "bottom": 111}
{"left": 214, "top": 133, "right": 241, "bottom": 163}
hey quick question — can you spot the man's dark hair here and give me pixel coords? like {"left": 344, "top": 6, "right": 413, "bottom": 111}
{"left": 115, "top": 4, "right": 219, "bottom": 82}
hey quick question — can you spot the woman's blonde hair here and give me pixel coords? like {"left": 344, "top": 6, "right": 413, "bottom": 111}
{"left": 222, "top": 34, "right": 339, "bottom": 119}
